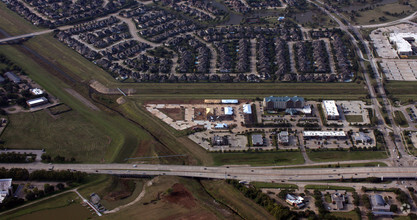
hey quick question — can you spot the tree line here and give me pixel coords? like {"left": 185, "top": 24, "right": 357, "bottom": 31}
{"left": 0, "top": 168, "right": 87, "bottom": 183}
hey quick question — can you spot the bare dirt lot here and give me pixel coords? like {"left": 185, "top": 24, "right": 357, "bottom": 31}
{"left": 163, "top": 183, "right": 197, "bottom": 209}
{"left": 194, "top": 108, "right": 207, "bottom": 120}
{"left": 158, "top": 108, "right": 185, "bottom": 121}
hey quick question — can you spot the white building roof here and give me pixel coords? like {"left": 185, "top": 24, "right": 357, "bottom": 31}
{"left": 303, "top": 131, "right": 346, "bottom": 137}
{"left": 389, "top": 32, "right": 417, "bottom": 54}
{"left": 27, "top": 97, "right": 48, "bottom": 105}
{"left": 243, "top": 104, "right": 252, "bottom": 114}
{"left": 214, "top": 123, "right": 228, "bottom": 129}
{"left": 221, "top": 99, "right": 238, "bottom": 104}
{"left": 224, "top": 107, "right": 233, "bottom": 115}
{"left": 323, "top": 100, "right": 339, "bottom": 117}
{"left": 0, "top": 179, "right": 12, "bottom": 203}
{"left": 30, "top": 88, "right": 44, "bottom": 95}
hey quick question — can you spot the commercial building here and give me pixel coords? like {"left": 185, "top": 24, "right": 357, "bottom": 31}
{"left": 389, "top": 32, "right": 417, "bottom": 56}
{"left": 0, "top": 75, "right": 5, "bottom": 84}
{"left": 286, "top": 194, "right": 304, "bottom": 208}
{"left": 331, "top": 192, "right": 346, "bottom": 210}
{"left": 252, "top": 134, "right": 264, "bottom": 146}
{"left": 30, "top": 88, "right": 44, "bottom": 95}
{"left": 352, "top": 132, "right": 372, "bottom": 144}
{"left": 322, "top": 100, "right": 340, "bottom": 120}
{"left": 243, "top": 104, "right": 252, "bottom": 114}
{"left": 212, "top": 136, "right": 229, "bottom": 146}
{"left": 371, "top": 195, "right": 390, "bottom": 212}
{"left": 263, "top": 96, "right": 305, "bottom": 110}
{"left": 303, "top": 131, "right": 346, "bottom": 140}
{"left": 221, "top": 99, "right": 238, "bottom": 104}
{"left": 214, "top": 123, "right": 228, "bottom": 129}
{"left": 224, "top": 107, "right": 233, "bottom": 115}
{"left": 5, "top": 72, "right": 21, "bottom": 84}
{"left": 26, "top": 97, "right": 48, "bottom": 108}
{"left": 278, "top": 131, "right": 289, "bottom": 145}
{"left": 0, "top": 179, "right": 12, "bottom": 203}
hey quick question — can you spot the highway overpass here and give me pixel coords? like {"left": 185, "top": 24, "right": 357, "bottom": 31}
{"left": 2, "top": 163, "right": 417, "bottom": 182}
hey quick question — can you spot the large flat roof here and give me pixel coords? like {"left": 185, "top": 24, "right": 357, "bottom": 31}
{"left": 389, "top": 32, "right": 417, "bottom": 53}
{"left": 303, "top": 131, "right": 346, "bottom": 137}
{"left": 323, "top": 100, "right": 339, "bottom": 117}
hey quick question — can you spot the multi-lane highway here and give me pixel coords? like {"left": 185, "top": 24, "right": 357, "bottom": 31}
{"left": 3, "top": 163, "right": 417, "bottom": 182}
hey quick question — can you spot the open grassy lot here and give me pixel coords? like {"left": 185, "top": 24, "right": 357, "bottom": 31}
{"left": 201, "top": 179, "right": 274, "bottom": 220}
{"left": 274, "top": 161, "right": 388, "bottom": 169}
{"left": 305, "top": 184, "right": 355, "bottom": 192}
{"left": 341, "top": 0, "right": 417, "bottom": 25}
{"left": 331, "top": 211, "right": 360, "bottom": 220}
{"left": 385, "top": 81, "right": 417, "bottom": 104}
{"left": 307, "top": 150, "right": 388, "bottom": 162}
{"left": 0, "top": 43, "right": 159, "bottom": 163}
{"left": 1, "top": 111, "right": 111, "bottom": 163}
{"left": 393, "top": 110, "right": 409, "bottom": 128}
{"left": 251, "top": 182, "right": 298, "bottom": 189}
{"left": 345, "top": 115, "right": 364, "bottom": 123}
{"left": 212, "top": 151, "right": 304, "bottom": 166}
{"left": 0, "top": 3, "right": 41, "bottom": 35}
{"left": 103, "top": 176, "right": 242, "bottom": 220}
{"left": 1, "top": 191, "right": 82, "bottom": 220}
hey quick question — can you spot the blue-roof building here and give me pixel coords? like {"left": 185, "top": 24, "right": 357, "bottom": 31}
{"left": 263, "top": 96, "right": 305, "bottom": 110}
{"left": 5, "top": 72, "right": 21, "bottom": 84}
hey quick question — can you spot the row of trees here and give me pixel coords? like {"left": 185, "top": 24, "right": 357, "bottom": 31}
{"left": 0, "top": 168, "right": 87, "bottom": 183}
{"left": 41, "top": 154, "right": 76, "bottom": 163}
{"left": 0, "top": 152, "right": 36, "bottom": 163}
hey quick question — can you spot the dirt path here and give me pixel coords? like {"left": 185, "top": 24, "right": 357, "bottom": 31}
{"left": 64, "top": 88, "right": 100, "bottom": 111}
{"left": 104, "top": 178, "right": 154, "bottom": 214}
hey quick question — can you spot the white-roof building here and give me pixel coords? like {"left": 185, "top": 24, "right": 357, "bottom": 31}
{"left": 224, "top": 107, "right": 233, "bottom": 115}
{"left": 389, "top": 33, "right": 417, "bottom": 55}
{"left": 30, "top": 88, "right": 44, "bottom": 95}
{"left": 26, "top": 97, "right": 48, "bottom": 107}
{"left": 0, "top": 179, "right": 12, "bottom": 203}
{"left": 214, "top": 123, "right": 228, "bottom": 129}
{"left": 322, "top": 100, "right": 340, "bottom": 120}
{"left": 243, "top": 104, "right": 252, "bottom": 114}
{"left": 221, "top": 99, "right": 238, "bottom": 104}
{"left": 303, "top": 131, "right": 346, "bottom": 139}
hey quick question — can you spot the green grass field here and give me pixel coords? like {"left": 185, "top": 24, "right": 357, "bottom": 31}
{"left": 341, "top": 0, "right": 417, "bottom": 25}
{"left": 307, "top": 151, "right": 388, "bottom": 162}
{"left": 251, "top": 182, "right": 298, "bottom": 189}
{"left": 345, "top": 115, "right": 364, "bottom": 123}
{"left": 212, "top": 151, "right": 304, "bottom": 166}
{"left": 1, "top": 111, "right": 112, "bottom": 163}
{"left": 201, "top": 179, "right": 274, "bottom": 220}
{"left": 331, "top": 211, "right": 360, "bottom": 220}
{"left": 274, "top": 161, "right": 388, "bottom": 169}
{"left": 304, "top": 184, "right": 355, "bottom": 192}
{"left": 385, "top": 81, "right": 417, "bottom": 103}
{"left": 393, "top": 110, "right": 409, "bottom": 128}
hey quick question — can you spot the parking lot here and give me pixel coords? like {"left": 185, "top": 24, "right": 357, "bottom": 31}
{"left": 380, "top": 60, "right": 417, "bottom": 81}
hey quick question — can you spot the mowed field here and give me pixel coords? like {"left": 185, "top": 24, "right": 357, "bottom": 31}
{"left": 2, "top": 111, "right": 111, "bottom": 162}
{"left": 212, "top": 151, "right": 305, "bottom": 166}
{"left": 385, "top": 81, "right": 417, "bottom": 103}
{"left": 0, "top": 3, "right": 41, "bottom": 35}
{"left": 341, "top": 0, "right": 417, "bottom": 25}
{"left": 307, "top": 150, "right": 388, "bottom": 162}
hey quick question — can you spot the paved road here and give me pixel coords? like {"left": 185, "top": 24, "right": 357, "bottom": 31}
{"left": 0, "top": 30, "right": 53, "bottom": 43}
{"left": 310, "top": 0, "right": 411, "bottom": 167}
{"left": 3, "top": 163, "right": 417, "bottom": 182}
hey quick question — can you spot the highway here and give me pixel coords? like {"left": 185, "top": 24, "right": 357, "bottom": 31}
{"left": 3, "top": 163, "right": 417, "bottom": 182}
